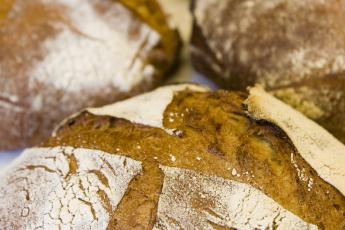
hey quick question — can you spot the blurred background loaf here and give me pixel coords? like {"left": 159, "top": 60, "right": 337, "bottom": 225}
{"left": 191, "top": 0, "right": 345, "bottom": 143}
{"left": 0, "top": 0, "right": 180, "bottom": 150}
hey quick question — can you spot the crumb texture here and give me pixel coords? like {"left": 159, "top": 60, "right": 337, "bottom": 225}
{"left": 154, "top": 166, "right": 316, "bottom": 229}
{"left": 0, "top": 146, "right": 142, "bottom": 229}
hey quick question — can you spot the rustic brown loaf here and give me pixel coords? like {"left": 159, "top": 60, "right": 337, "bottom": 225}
{"left": 0, "top": 0, "right": 180, "bottom": 150}
{"left": 191, "top": 0, "right": 345, "bottom": 143}
{"left": 0, "top": 84, "right": 344, "bottom": 229}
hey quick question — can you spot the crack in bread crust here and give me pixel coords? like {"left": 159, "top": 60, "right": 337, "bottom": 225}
{"left": 45, "top": 89, "right": 345, "bottom": 229}
{"left": 0, "top": 147, "right": 142, "bottom": 229}
{"left": 191, "top": 0, "right": 345, "bottom": 144}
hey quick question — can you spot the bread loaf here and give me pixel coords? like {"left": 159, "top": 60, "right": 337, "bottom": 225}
{"left": 1, "top": 84, "right": 344, "bottom": 229}
{"left": 0, "top": 0, "right": 180, "bottom": 150}
{"left": 191, "top": 0, "right": 345, "bottom": 143}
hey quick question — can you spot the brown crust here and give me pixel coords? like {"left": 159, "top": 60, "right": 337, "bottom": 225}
{"left": 119, "top": 0, "right": 181, "bottom": 63}
{"left": 45, "top": 89, "right": 345, "bottom": 229}
{"left": 0, "top": 0, "right": 180, "bottom": 150}
{"left": 191, "top": 0, "right": 345, "bottom": 143}
{"left": 271, "top": 74, "right": 345, "bottom": 143}
{"left": 191, "top": 17, "right": 255, "bottom": 91}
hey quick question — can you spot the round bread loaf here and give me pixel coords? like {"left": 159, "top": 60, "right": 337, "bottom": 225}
{"left": 0, "top": 84, "right": 344, "bottom": 229}
{"left": 191, "top": 0, "right": 345, "bottom": 143}
{"left": 0, "top": 0, "right": 180, "bottom": 150}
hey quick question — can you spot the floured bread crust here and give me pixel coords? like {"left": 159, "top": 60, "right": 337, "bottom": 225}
{"left": 0, "top": 146, "right": 142, "bottom": 229}
{"left": 44, "top": 84, "right": 345, "bottom": 229}
{"left": 0, "top": 148, "right": 316, "bottom": 229}
{"left": 191, "top": 0, "right": 345, "bottom": 143}
{"left": 0, "top": 0, "right": 180, "bottom": 150}
{"left": 87, "top": 84, "right": 208, "bottom": 133}
{"left": 2, "top": 84, "right": 345, "bottom": 229}
{"left": 245, "top": 85, "right": 345, "bottom": 197}
{"left": 155, "top": 166, "right": 316, "bottom": 229}
{"left": 53, "top": 84, "right": 208, "bottom": 136}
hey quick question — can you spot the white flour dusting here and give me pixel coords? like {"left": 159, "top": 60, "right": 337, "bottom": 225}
{"left": 0, "top": 146, "right": 142, "bottom": 229}
{"left": 30, "top": 0, "right": 159, "bottom": 93}
{"left": 86, "top": 84, "right": 209, "bottom": 133}
{"left": 246, "top": 86, "right": 345, "bottom": 196}
{"left": 154, "top": 166, "right": 317, "bottom": 229}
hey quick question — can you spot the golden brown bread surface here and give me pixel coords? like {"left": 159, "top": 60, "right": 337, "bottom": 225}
{"left": 119, "top": 0, "right": 180, "bottom": 60}
{"left": 0, "top": 0, "right": 13, "bottom": 20}
{"left": 44, "top": 89, "right": 345, "bottom": 229}
{"left": 0, "top": 0, "right": 180, "bottom": 150}
{"left": 191, "top": 0, "right": 345, "bottom": 143}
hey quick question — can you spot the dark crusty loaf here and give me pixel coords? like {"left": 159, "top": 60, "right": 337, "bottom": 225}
{"left": 0, "top": 84, "right": 344, "bottom": 229}
{"left": 191, "top": 0, "right": 345, "bottom": 144}
{"left": 0, "top": 0, "right": 180, "bottom": 150}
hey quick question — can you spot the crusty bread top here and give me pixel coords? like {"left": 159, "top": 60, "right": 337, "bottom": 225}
{"left": 191, "top": 0, "right": 345, "bottom": 148}
{"left": 71, "top": 83, "right": 345, "bottom": 197}
{"left": 0, "top": 0, "right": 181, "bottom": 150}
{"left": 246, "top": 85, "right": 345, "bottom": 196}
{"left": 87, "top": 84, "right": 209, "bottom": 132}
{"left": 1, "top": 84, "right": 345, "bottom": 229}
{"left": 193, "top": 0, "right": 345, "bottom": 88}
{"left": 155, "top": 165, "right": 316, "bottom": 229}
{"left": 53, "top": 84, "right": 209, "bottom": 136}
{"left": 0, "top": 0, "right": 160, "bottom": 97}
{"left": 0, "top": 146, "right": 317, "bottom": 229}
{"left": 0, "top": 147, "right": 142, "bottom": 229}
